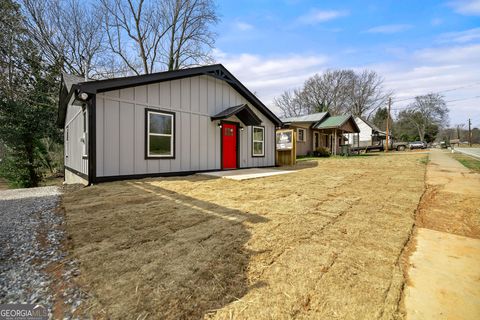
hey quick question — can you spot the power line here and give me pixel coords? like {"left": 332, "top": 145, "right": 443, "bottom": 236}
{"left": 390, "top": 95, "right": 480, "bottom": 111}
{"left": 391, "top": 81, "right": 480, "bottom": 103}
{"left": 445, "top": 96, "right": 480, "bottom": 103}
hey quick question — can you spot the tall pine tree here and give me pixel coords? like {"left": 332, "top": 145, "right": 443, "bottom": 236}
{"left": 0, "top": 0, "right": 61, "bottom": 187}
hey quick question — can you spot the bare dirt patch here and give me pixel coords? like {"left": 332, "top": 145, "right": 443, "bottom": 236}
{"left": 62, "top": 154, "right": 426, "bottom": 319}
{"left": 416, "top": 151, "right": 480, "bottom": 239}
{"left": 0, "top": 178, "right": 9, "bottom": 190}
{"left": 401, "top": 149, "right": 480, "bottom": 319}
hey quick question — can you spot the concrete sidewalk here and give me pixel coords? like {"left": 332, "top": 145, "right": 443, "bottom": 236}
{"left": 404, "top": 149, "right": 480, "bottom": 320}
{"left": 198, "top": 168, "right": 294, "bottom": 180}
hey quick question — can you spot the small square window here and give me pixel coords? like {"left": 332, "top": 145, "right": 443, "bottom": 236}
{"left": 224, "top": 127, "right": 234, "bottom": 136}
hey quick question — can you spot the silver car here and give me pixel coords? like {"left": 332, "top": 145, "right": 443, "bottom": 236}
{"left": 409, "top": 141, "right": 427, "bottom": 149}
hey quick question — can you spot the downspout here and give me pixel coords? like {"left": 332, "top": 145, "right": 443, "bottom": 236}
{"left": 86, "top": 94, "right": 97, "bottom": 185}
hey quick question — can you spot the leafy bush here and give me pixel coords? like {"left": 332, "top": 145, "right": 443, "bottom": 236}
{"left": 313, "top": 147, "right": 331, "bottom": 157}
{"left": 0, "top": 152, "right": 38, "bottom": 188}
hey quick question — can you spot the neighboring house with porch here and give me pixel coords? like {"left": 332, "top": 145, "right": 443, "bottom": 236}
{"left": 58, "top": 64, "right": 282, "bottom": 185}
{"left": 344, "top": 116, "right": 390, "bottom": 148}
{"left": 281, "top": 112, "right": 360, "bottom": 156}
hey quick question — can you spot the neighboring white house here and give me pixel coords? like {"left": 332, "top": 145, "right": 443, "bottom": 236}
{"left": 344, "top": 116, "right": 388, "bottom": 148}
{"left": 58, "top": 65, "right": 282, "bottom": 185}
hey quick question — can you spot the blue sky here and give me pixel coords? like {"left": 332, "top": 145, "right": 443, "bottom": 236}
{"left": 212, "top": 0, "right": 480, "bottom": 126}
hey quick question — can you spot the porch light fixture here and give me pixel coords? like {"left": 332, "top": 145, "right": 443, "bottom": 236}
{"left": 217, "top": 121, "right": 222, "bottom": 128}
{"left": 78, "top": 92, "right": 89, "bottom": 101}
{"left": 240, "top": 126, "right": 244, "bottom": 131}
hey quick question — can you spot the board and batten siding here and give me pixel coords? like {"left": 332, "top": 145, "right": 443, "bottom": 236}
{"left": 95, "top": 75, "right": 275, "bottom": 177}
{"left": 64, "top": 101, "right": 88, "bottom": 175}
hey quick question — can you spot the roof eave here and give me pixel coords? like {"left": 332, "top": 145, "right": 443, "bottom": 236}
{"left": 61, "top": 64, "right": 282, "bottom": 127}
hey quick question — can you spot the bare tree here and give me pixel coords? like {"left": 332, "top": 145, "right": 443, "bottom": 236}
{"left": 273, "top": 89, "right": 306, "bottom": 118}
{"left": 100, "top": 0, "right": 170, "bottom": 75}
{"left": 21, "top": 0, "right": 218, "bottom": 77}
{"left": 347, "top": 70, "right": 391, "bottom": 118}
{"left": 403, "top": 93, "right": 449, "bottom": 142}
{"left": 21, "top": 0, "right": 107, "bottom": 78}
{"left": 163, "top": 0, "right": 218, "bottom": 70}
{"left": 301, "top": 70, "right": 353, "bottom": 115}
{"left": 101, "top": 0, "right": 218, "bottom": 75}
{"left": 274, "top": 69, "right": 390, "bottom": 118}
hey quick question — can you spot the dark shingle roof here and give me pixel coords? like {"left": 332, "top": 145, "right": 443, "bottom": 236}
{"left": 58, "top": 64, "right": 282, "bottom": 128}
{"left": 62, "top": 73, "right": 86, "bottom": 91}
{"left": 211, "top": 104, "right": 262, "bottom": 126}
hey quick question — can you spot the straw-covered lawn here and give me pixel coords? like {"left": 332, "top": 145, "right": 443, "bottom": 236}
{"left": 62, "top": 154, "right": 426, "bottom": 319}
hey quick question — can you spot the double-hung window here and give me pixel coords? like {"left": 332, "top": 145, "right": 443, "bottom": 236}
{"left": 252, "top": 126, "right": 265, "bottom": 157}
{"left": 146, "top": 109, "right": 175, "bottom": 158}
{"left": 297, "top": 128, "right": 306, "bottom": 142}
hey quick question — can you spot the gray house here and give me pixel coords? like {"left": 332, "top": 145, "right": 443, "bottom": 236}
{"left": 58, "top": 64, "right": 282, "bottom": 185}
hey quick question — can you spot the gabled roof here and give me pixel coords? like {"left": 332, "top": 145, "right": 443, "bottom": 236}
{"left": 62, "top": 73, "right": 85, "bottom": 91}
{"left": 57, "top": 73, "right": 92, "bottom": 128}
{"left": 57, "top": 64, "right": 282, "bottom": 127}
{"left": 281, "top": 112, "right": 330, "bottom": 124}
{"left": 211, "top": 104, "right": 262, "bottom": 126}
{"left": 313, "top": 115, "right": 360, "bottom": 133}
{"left": 355, "top": 116, "right": 384, "bottom": 134}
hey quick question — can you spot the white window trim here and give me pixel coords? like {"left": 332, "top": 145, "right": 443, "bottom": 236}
{"left": 252, "top": 126, "right": 265, "bottom": 157}
{"left": 313, "top": 131, "right": 319, "bottom": 149}
{"left": 297, "top": 128, "right": 306, "bottom": 142}
{"left": 147, "top": 110, "right": 174, "bottom": 158}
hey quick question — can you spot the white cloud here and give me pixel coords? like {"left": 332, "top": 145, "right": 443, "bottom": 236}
{"left": 366, "top": 24, "right": 413, "bottom": 34}
{"left": 214, "top": 43, "right": 480, "bottom": 123}
{"left": 214, "top": 50, "right": 328, "bottom": 112}
{"left": 448, "top": 0, "right": 480, "bottom": 15}
{"left": 438, "top": 28, "right": 480, "bottom": 43}
{"left": 368, "top": 44, "right": 480, "bottom": 124}
{"left": 234, "top": 21, "right": 254, "bottom": 31}
{"left": 297, "top": 9, "right": 349, "bottom": 25}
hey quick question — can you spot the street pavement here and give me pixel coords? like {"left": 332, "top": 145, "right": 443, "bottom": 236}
{"left": 455, "top": 147, "right": 480, "bottom": 159}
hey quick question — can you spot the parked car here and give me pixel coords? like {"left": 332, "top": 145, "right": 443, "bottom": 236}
{"left": 409, "top": 141, "right": 427, "bottom": 149}
{"left": 350, "top": 139, "right": 408, "bottom": 152}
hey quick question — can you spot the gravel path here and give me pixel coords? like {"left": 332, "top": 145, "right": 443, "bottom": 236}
{"left": 0, "top": 186, "right": 86, "bottom": 318}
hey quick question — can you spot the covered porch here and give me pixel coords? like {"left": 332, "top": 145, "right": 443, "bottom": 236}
{"left": 312, "top": 115, "right": 360, "bottom": 156}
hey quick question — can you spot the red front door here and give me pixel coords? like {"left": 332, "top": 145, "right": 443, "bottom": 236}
{"left": 222, "top": 123, "right": 237, "bottom": 169}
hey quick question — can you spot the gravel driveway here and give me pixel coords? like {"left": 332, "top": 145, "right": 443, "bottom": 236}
{"left": 0, "top": 186, "right": 85, "bottom": 317}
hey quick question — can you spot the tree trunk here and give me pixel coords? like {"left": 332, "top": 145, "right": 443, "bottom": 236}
{"left": 25, "top": 142, "right": 39, "bottom": 187}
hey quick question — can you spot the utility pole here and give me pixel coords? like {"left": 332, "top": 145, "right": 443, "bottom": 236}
{"left": 469, "top": 118, "right": 472, "bottom": 147}
{"left": 385, "top": 97, "right": 391, "bottom": 152}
